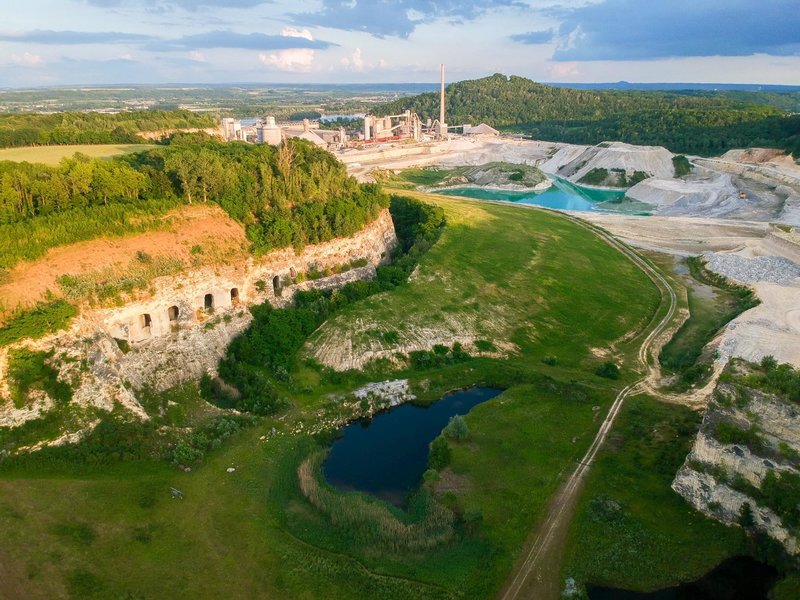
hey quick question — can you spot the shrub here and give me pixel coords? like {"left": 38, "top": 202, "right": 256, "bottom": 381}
{"left": 673, "top": 155, "right": 692, "bottom": 177}
{"left": 475, "top": 339, "right": 496, "bottom": 352}
{"left": 443, "top": 415, "right": 469, "bottom": 441}
{"left": 0, "top": 300, "right": 77, "bottom": 346}
{"left": 429, "top": 437, "right": 452, "bottom": 470}
{"left": 7, "top": 348, "right": 73, "bottom": 408}
{"left": 595, "top": 361, "right": 620, "bottom": 380}
{"left": 542, "top": 355, "right": 558, "bottom": 366}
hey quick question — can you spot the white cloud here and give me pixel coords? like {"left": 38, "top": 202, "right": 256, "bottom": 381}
{"left": 259, "top": 48, "right": 315, "bottom": 72}
{"left": 351, "top": 47, "right": 364, "bottom": 71}
{"left": 547, "top": 61, "right": 579, "bottom": 79}
{"left": 188, "top": 50, "right": 206, "bottom": 62}
{"left": 11, "top": 52, "right": 44, "bottom": 66}
{"left": 280, "top": 27, "right": 314, "bottom": 41}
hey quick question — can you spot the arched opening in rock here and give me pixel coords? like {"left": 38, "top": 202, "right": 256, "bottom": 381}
{"left": 141, "top": 313, "right": 152, "bottom": 331}
{"left": 272, "top": 275, "right": 281, "bottom": 295}
{"left": 230, "top": 288, "right": 239, "bottom": 304}
{"left": 204, "top": 293, "right": 214, "bottom": 311}
{"left": 168, "top": 306, "right": 179, "bottom": 321}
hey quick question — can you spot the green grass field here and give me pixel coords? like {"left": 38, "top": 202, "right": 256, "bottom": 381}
{"left": 0, "top": 144, "right": 156, "bottom": 165}
{"left": 562, "top": 395, "right": 746, "bottom": 593}
{"left": 0, "top": 194, "right": 699, "bottom": 599}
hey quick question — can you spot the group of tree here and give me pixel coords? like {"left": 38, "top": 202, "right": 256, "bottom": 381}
{"left": 376, "top": 74, "right": 800, "bottom": 157}
{"left": 0, "top": 135, "right": 389, "bottom": 255}
{"left": 0, "top": 109, "right": 216, "bottom": 148}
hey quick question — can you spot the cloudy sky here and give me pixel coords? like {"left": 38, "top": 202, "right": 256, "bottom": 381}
{"left": 1, "top": 0, "right": 799, "bottom": 87}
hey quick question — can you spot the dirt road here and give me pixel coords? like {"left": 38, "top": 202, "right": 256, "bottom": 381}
{"left": 498, "top": 215, "right": 678, "bottom": 600}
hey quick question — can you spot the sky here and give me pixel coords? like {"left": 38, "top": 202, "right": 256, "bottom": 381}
{"left": 1, "top": 0, "right": 799, "bottom": 87}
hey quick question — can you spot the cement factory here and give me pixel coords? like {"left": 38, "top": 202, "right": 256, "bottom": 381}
{"left": 220, "top": 65, "right": 498, "bottom": 150}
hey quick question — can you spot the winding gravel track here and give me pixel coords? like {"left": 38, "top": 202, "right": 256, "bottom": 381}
{"left": 497, "top": 211, "right": 678, "bottom": 600}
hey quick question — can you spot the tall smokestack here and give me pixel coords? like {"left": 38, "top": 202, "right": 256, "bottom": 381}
{"left": 439, "top": 63, "right": 445, "bottom": 131}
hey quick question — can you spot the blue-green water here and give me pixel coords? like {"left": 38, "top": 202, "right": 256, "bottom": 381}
{"left": 437, "top": 177, "right": 625, "bottom": 212}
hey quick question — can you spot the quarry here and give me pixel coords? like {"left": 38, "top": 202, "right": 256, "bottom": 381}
{"left": 2, "top": 97, "right": 800, "bottom": 599}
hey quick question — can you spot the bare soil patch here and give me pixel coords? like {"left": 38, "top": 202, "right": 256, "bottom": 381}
{"left": 0, "top": 205, "right": 247, "bottom": 313}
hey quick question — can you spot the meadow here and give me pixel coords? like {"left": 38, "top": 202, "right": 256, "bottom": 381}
{"left": 0, "top": 144, "right": 156, "bottom": 165}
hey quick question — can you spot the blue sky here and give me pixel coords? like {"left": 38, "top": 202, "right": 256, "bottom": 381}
{"left": 1, "top": 0, "right": 798, "bottom": 86}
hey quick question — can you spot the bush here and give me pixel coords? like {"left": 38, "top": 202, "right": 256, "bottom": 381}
{"left": 542, "top": 355, "right": 558, "bottom": 366}
{"left": 595, "top": 361, "right": 620, "bottom": 380}
{"left": 0, "top": 300, "right": 77, "bottom": 346}
{"left": 429, "top": 437, "right": 452, "bottom": 470}
{"left": 672, "top": 155, "right": 692, "bottom": 177}
{"left": 7, "top": 348, "right": 73, "bottom": 408}
{"left": 443, "top": 415, "right": 469, "bottom": 441}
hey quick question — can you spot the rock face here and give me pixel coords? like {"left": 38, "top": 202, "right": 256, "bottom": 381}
{"left": 0, "top": 210, "right": 398, "bottom": 443}
{"left": 626, "top": 173, "right": 744, "bottom": 217}
{"left": 539, "top": 141, "right": 675, "bottom": 185}
{"left": 672, "top": 365, "right": 800, "bottom": 555}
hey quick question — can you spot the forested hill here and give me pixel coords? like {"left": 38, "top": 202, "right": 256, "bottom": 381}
{"left": 0, "top": 136, "right": 388, "bottom": 269}
{"left": 376, "top": 74, "right": 800, "bottom": 157}
{"left": 0, "top": 110, "right": 218, "bottom": 148}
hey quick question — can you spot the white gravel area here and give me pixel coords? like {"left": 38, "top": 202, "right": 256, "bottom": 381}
{"left": 353, "top": 379, "right": 416, "bottom": 407}
{"left": 704, "top": 253, "right": 800, "bottom": 285}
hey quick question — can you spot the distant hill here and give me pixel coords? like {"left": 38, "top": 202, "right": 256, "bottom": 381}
{"left": 375, "top": 74, "right": 800, "bottom": 157}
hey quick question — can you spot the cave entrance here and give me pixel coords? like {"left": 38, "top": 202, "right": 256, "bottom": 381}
{"left": 204, "top": 293, "right": 214, "bottom": 311}
{"left": 230, "top": 288, "right": 240, "bottom": 304}
{"left": 272, "top": 275, "right": 281, "bottom": 295}
{"left": 168, "top": 306, "right": 179, "bottom": 321}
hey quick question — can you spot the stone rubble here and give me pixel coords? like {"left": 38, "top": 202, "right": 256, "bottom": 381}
{"left": 704, "top": 253, "right": 800, "bottom": 286}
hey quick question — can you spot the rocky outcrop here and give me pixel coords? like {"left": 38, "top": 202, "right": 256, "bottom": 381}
{"left": 672, "top": 367, "right": 800, "bottom": 555}
{"left": 539, "top": 141, "right": 675, "bottom": 186}
{"left": 0, "top": 210, "right": 398, "bottom": 443}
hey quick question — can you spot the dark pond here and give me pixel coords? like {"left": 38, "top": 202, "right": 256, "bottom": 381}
{"left": 588, "top": 556, "right": 780, "bottom": 600}
{"left": 322, "top": 386, "right": 502, "bottom": 507}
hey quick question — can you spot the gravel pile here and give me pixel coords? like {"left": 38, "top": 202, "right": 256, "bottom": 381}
{"left": 704, "top": 253, "right": 800, "bottom": 285}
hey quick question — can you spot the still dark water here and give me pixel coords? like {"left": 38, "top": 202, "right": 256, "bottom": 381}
{"left": 322, "top": 387, "right": 502, "bottom": 507}
{"left": 437, "top": 176, "right": 625, "bottom": 212}
{"left": 588, "top": 557, "right": 780, "bottom": 600}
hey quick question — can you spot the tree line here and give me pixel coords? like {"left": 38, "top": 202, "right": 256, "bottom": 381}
{"left": 0, "top": 136, "right": 389, "bottom": 256}
{"left": 376, "top": 74, "right": 800, "bottom": 157}
{"left": 0, "top": 110, "right": 217, "bottom": 148}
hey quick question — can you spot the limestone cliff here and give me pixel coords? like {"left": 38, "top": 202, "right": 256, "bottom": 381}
{"left": 0, "top": 210, "right": 398, "bottom": 448}
{"left": 672, "top": 360, "right": 800, "bottom": 555}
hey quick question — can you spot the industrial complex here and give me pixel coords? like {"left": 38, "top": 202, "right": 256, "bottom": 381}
{"left": 220, "top": 65, "right": 498, "bottom": 151}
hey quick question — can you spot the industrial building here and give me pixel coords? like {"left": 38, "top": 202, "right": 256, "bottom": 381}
{"left": 221, "top": 64, "right": 497, "bottom": 150}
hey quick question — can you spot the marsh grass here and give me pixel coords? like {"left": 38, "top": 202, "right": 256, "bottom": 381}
{"left": 297, "top": 451, "right": 455, "bottom": 551}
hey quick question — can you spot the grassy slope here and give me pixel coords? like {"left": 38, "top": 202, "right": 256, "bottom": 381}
{"left": 308, "top": 193, "right": 660, "bottom": 375}
{"left": 562, "top": 394, "right": 746, "bottom": 592}
{"left": 0, "top": 195, "right": 664, "bottom": 599}
{"left": 0, "top": 144, "right": 157, "bottom": 165}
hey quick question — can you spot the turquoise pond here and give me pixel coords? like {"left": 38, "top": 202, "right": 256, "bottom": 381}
{"left": 436, "top": 177, "right": 626, "bottom": 212}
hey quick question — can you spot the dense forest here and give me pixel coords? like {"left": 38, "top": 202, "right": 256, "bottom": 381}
{"left": 0, "top": 136, "right": 388, "bottom": 256}
{"left": 0, "top": 110, "right": 217, "bottom": 148}
{"left": 377, "top": 74, "right": 800, "bottom": 157}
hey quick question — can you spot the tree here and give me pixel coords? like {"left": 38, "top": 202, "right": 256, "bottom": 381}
{"left": 444, "top": 415, "right": 469, "bottom": 441}
{"left": 164, "top": 149, "right": 198, "bottom": 204}
{"left": 429, "top": 436, "right": 452, "bottom": 470}
{"left": 738, "top": 502, "right": 756, "bottom": 529}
